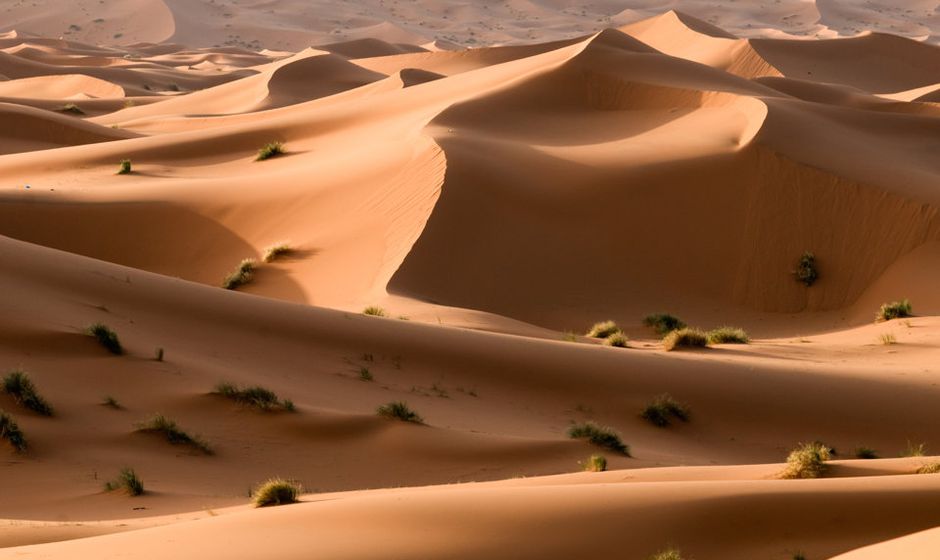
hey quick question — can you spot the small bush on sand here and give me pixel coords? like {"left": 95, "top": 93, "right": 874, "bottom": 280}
{"left": 586, "top": 320, "right": 621, "bottom": 339}
{"left": 262, "top": 242, "right": 293, "bottom": 263}
{"left": 603, "top": 332, "right": 629, "bottom": 348}
{"left": 641, "top": 394, "right": 689, "bottom": 428}
{"left": 2, "top": 371, "right": 53, "bottom": 416}
{"left": 643, "top": 313, "right": 686, "bottom": 335}
{"left": 876, "top": 299, "right": 912, "bottom": 322}
{"left": 582, "top": 454, "right": 607, "bottom": 472}
{"left": 649, "top": 548, "right": 684, "bottom": 560}
{"left": 58, "top": 103, "right": 85, "bottom": 115}
{"left": 102, "top": 395, "right": 123, "bottom": 409}
{"left": 854, "top": 446, "right": 878, "bottom": 459}
{"left": 780, "top": 441, "right": 831, "bottom": 479}
{"left": 87, "top": 323, "right": 124, "bottom": 355}
{"left": 136, "top": 414, "right": 212, "bottom": 454}
{"left": 222, "top": 258, "right": 257, "bottom": 290}
{"left": 117, "top": 159, "right": 132, "bottom": 175}
{"left": 706, "top": 327, "right": 750, "bottom": 344}
{"left": 904, "top": 441, "right": 927, "bottom": 457}
{"left": 916, "top": 463, "right": 940, "bottom": 474}
{"left": 213, "top": 382, "right": 294, "bottom": 411}
{"left": 359, "top": 367, "right": 373, "bottom": 381}
{"left": 878, "top": 333, "right": 896, "bottom": 345}
{"left": 363, "top": 306, "right": 386, "bottom": 317}
{"left": 567, "top": 421, "right": 629, "bottom": 455}
{"left": 253, "top": 477, "right": 301, "bottom": 507}
{"left": 377, "top": 401, "right": 423, "bottom": 424}
{"left": 795, "top": 252, "right": 818, "bottom": 286}
{"left": 0, "top": 410, "right": 27, "bottom": 452}
{"left": 662, "top": 328, "right": 708, "bottom": 351}
{"left": 256, "top": 141, "right": 285, "bottom": 161}
{"left": 105, "top": 467, "right": 144, "bottom": 496}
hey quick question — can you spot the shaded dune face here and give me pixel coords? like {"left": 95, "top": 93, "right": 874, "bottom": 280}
{"left": 0, "top": 7, "right": 939, "bottom": 560}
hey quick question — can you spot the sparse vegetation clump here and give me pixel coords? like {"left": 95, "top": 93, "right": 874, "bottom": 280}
{"left": 87, "top": 323, "right": 124, "bottom": 355}
{"left": 213, "top": 382, "right": 294, "bottom": 411}
{"left": 253, "top": 477, "right": 301, "bottom": 507}
{"left": 567, "top": 422, "right": 629, "bottom": 455}
{"left": 363, "top": 306, "right": 387, "bottom": 317}
{"left": 256, "top": 141, "right": 285, "bottom": 161}
{"left": 643, "top": 313, "right": 686, "bottom": 336}
{"left": 222, "top": 258, "right": 257, "bottom": 290}
{"left": 358, "top": 367, "right": 373, "bottom": 381}
{"left": 795, "top": 252, "right": 818, "bottom": 286}
{"left": 649, "top": 548, "right": 685, "bottom": 560}
{"left": 662, "top": 328, "right": 708, "bottom": 351}
{"left": 0, "top": 410, "right": 27, "bottom": 452}
{"left": 641, "top": 394, "right": 689, "bottom": 428}
{"left": 57, "top": 103, "right": 85, "bottom": 115}
{"left": 916, "top": 463, "right": 940, "bottom": 474}
{"left": 102, "top": 395, "right": 123, "bottom": 409}
{"left": 706, "top": 326, "right": 750, "bottom": 344}
{"left": 377, "top": 401, "right": 423, "bottom": 424}
{"left": 136, "top": 414, "right": 212, "bottom": 454}
{"left": 582, "top": 454, "right": 607, "bottom": 472}
{"left": 586, "top": 320, "right": 621, "bottom": 339}
{"left": 117, "top": 159, "right": 132, "bottom": 175}
{"left": 105, "top": 467, "right": 144, "bottom": 496}
{"left": 603, "top": 332, "right": 629, "bottom": 348}
{"left": 904, "top": 441, "right": 927, "bottom": 457}
{"left": 854, "top": 446, "right": 878, "bottom": 459}
{"left": 878, "top": 333, "right": 897, "bottom": 345}
{"left": 780, "top": 441, "right": 831, "bottom": 479}
{"left": 2, "top": 371, "right": 53, "bottom": 416}
{"left": 262, "top": 242, "right": 293, "bottom": 263}
{"left": 876, "top": 299, "right": 912, "bottom": 322}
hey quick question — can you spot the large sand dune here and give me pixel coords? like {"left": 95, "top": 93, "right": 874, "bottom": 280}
{"left": 0, "top": 5, "right": 939, "bottom": 560}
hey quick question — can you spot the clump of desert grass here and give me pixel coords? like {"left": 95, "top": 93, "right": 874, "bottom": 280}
{"left": 567, "top": 421, "right": 630, "bottom": 455}
{"left": 213, "top": 382, "right": 295, "bottom": 412}
{"left": 903, "top": 441, "right": 927, "bottom": 457}
{"left": 643, "top": 313, "right": 686, "bottom": 335}
{"left": 358, "top": 367, "right": 373, "bottom": 381}
{"left": 780, "top": 441, "right": 831, "bottom": 479}
{"left": 878, "top": 333, "right": 897, "bottom": 345}
{"left": 916, "top": 463, "right": 940, "bottom": 474}
{"left": 117, "top": 159, "right": 132, "bottom": 175}
{"left": 102, "top": 395, "right": 123, "bottom": 409}
{"left": 2, "top": 371, "right": 53, "bottom": 416}
{"left": 876, "top": 299, "right": 912, "bottom": 322}
{"left": 649, "top": 548, "right": 685, "bottom": 560}
{"left": 262, "top": 242, "right": 293, "bottom": 263}
{"left": 640, "top": 394, "right": 689, "bottom": 428}
{"left": 854, "top": 446, "right": 878, "bottom": 459}
{"left": 0, "top": 410, "right": 27, "bottom": 452}
{"left": 603, "top": 332, "right": 629, "bottom": 348}
{"left": 136, "top": 414, "right": 212, "bottom": 454}
{"left": 662, "top": 328, "right": 708, "bottom": 351}
{"left": 585, "top": 320, "right": 621, "bottom": 339}
{"left": 255, "top": 141, "right": 285, "bottom": 161}
{"left": 104, "top": 467, "right": 144, "bottom": 496}
{"left": 794, "top": 251, "right": 818, "bottom": 286}
{"left": 87, "top": 323, "right": 124, "bottom": 355}
{"left": 706, "top": 326, "right": 750, "bottom": 344}
{"left": 253, "top": 477, "right": 301, "bottom": 507}
{"left": 363, "top": 306, "right": 387, "bottom": 317}
{"left": 582, "top": 454, "right": 607, "bottom": 472}
{"left": 377, "top": 401, "right": 423, "bottom": 424}
{"left": 222, "top": 258, "right": 257, "bottom": 290}
{"left": 57, "top": 103, "right": 85, "bottom": 115}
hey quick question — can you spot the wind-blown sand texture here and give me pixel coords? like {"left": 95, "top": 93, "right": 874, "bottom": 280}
{"left": 0, "top": 4, "right": 939, "bottom": 560}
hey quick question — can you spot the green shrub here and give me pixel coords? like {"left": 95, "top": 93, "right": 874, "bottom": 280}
{"left": 2, "top": 371, "right": 53, "bottom": 416}
{"left": 256, "top": 141, "right": 285, "bottom": 161}
{"left": 213, "top": 382, "right": 294, "bottom": 411}
{"left": 136, "top": 414, "right": 212, "bottom": 454}
{"left": 87, "top": 323, "right": 124, "bottom": 355}
{"left": 222, "top": 258, "right": 257, "bottom": 290}
{"left": 706, "top": 327, "right": 750, "bottom": 344}
{"left": 603, "top": 332, "right": 629, "bottom": 348}
{"left": 58, "top": 103, "right": 85, "bottom": 115}
{"left": 649, "top": 548, "right": 684, "bottom": 560}
{"left": 567, "top": 421, "right": 629, "bottom": 455}
{"left": 263, "top": 242, "right": 293, "bottom": 263}
{"left": 854, "top": 446, "right": 878, "bottom": 459}
{"left": 662, "top": 328, "right": 708, "bottom": 351}
{"left": 582, "top": 454, "right": 607, "bottom": 472}
{"left": 359, "top": 367, "right": 373, "bottom": 381}
{"left": 780, "top": 441, "right": 831, "bottom": 479}
{"left": 585, "top": 320, "right": 621, "bottom": 339}
{"left": 117, "top": 159, "right": 132, "bottom": 174}
{"left": 641, "top": 394, "right": 689, "bottom": 428}
{"left": 105, "top": 467, "right": 144, "bottom": 496}
{"left": 253, "top": 477, "right": 301, "bottom": 507}
{"left": 363, "top": 306, "right": 386, "bottom": 317}
{"left": 795, "top": 252, "right": 818, "bottom": 286}
{"left": 377, "top": 401, "right": 423, "bottom": 424}
{"left": 643, "top": 313, "right": 686, "bottom": 335}
{"left": 877, "top": 299, "right": 912, "bottom": 322}
{"left": 916, "top": 463, "right": 940, "bottom": 474}
{"left": 0, "top": 410, "right": 27, "bottom": 452}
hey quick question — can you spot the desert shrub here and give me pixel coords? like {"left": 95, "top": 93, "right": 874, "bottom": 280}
{"left": 643, "top": 313, "right": 686, "bottom": 335}
{"left": 263, "top": 242, "right": 292, "bottom": 263}
{"left": 87, "top": 323, "right": 124, "bottom": 355}
{"left": 58, "top": 103, "right": 85, "bottom": 115}
{"left": 649, "top": 548, "right": 684, "bottom": 560}
{"left": 878, "top": 333, "right": 896, "bottom": 345}
{"left": 105, "top": 467, "right": 144, "bottom": 496}
{"left": 567, "top": 422, "right": 629, "bottom": 455}
{"left": 256, "top": 141, "right": 285, "bottom": 161}
{"left": 359, "top": 367, "right": 373, "bottom": 381}
{"left": 253, "top": 477, "right": 301, "bottom": 507}
{"left": 377, "top": 401, "right": 423, "bottom": 424}
{"left": 117, "top": 159, "right": 132, "bottom": 174}
{"left": 876, "top": 299, "right": 912, "bottom": 322}
{"left": 854, "top": 446, "right": 878, "bottom": 459}
{"left": 916, "top": 463, "right": 940, "bottom": 474}
{"left": 641, "top": 394, "right": 689, "bottom": 428}
{"left": 582, "top": 454, "right": 607, "bottom": 472}
{"left": 662, "top": 328, "right": 708, "bottom": 351}
{"left": 904, "top": 441, "right": 927, "bottom": 457}
{"left": 2, "top": 371, "right": 53, "bottom": 416}
{"left": 0, "top": 410, "right": 27, "bottom": 452}
{"left": 795, "top": 252, "right": 818, "bottom": 286}
{"left": 136, "top": 414, "right": 212, "bottom": 454}
{"left": 780, "top": 441, "right": 831, "bottom": 479}
{"left": 222, "top": 258, "right": 257, "bottom": 290}
{"left": 102, "top": 395, "right": 123, "bottom": 409}
{"left": 363, "top": 306, "right": 386, "bottom": 317}
{"left": 586, "top": 320, "right": 621, "bottom": 339}
{"left": 603, "top": 332, "right": 629, "bottom": 348}
{"left": 213, "top": 382, "right": 293, "bottom": 411}
{"left": 706, "top": 327, "right": 750, "bottom": 344}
